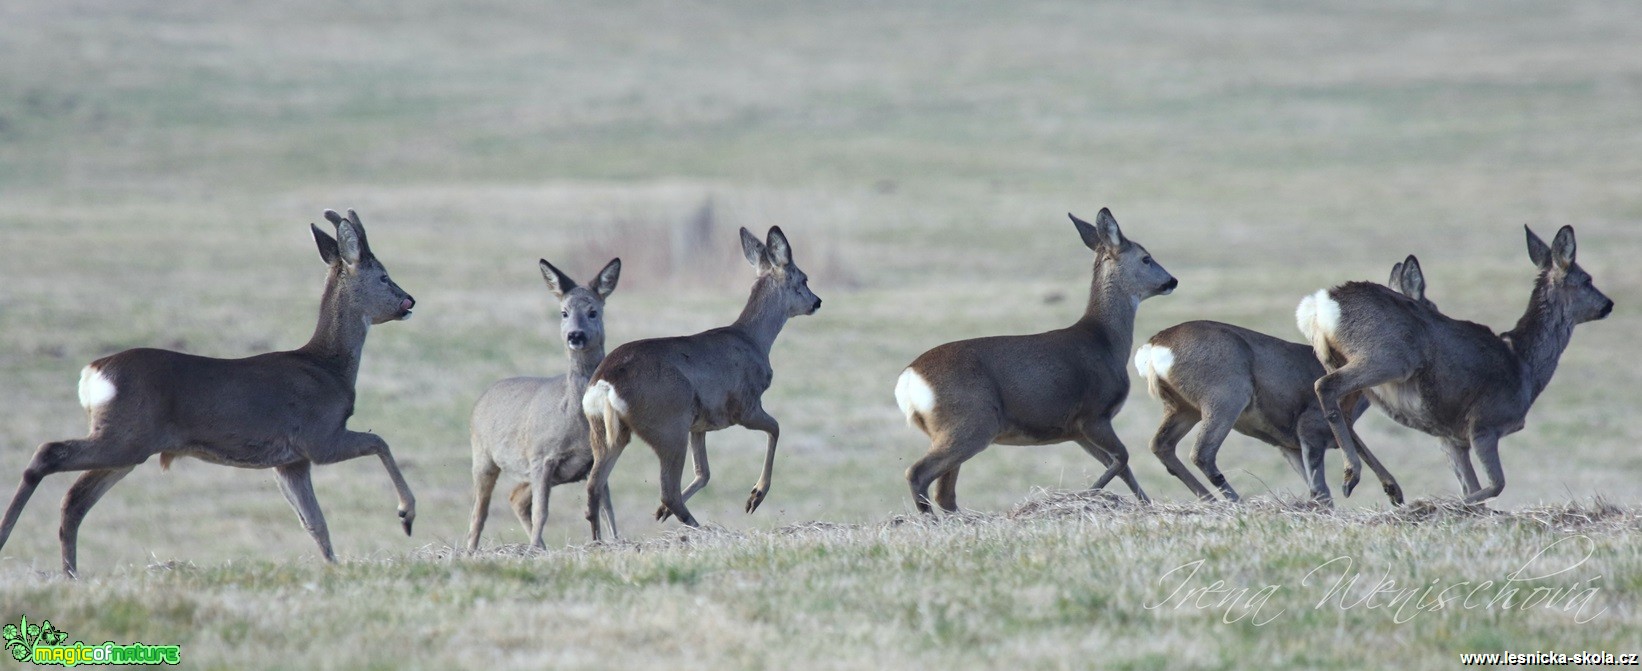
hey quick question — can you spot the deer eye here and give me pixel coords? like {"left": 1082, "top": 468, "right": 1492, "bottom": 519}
{"left": 589, "top": 310, "right": 599, "bottom": 319}
{"left": 560, "top": 311, "right": 568, "bottom": 318}
{"left": 379, "top": 275, "right": 390, "bottom": 284}
{"left": 1141, "top": 256, "right": 1153, "bottom": 266}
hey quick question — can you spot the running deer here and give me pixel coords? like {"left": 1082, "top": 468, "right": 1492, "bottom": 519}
{"left": 894, "top": 208, "right": 1173, "bottom": 513}
{"left": 1299, "top": 226, "right": 1613, "bottom": 503}
{"left": 0, "top": 210, "right": 417, "bottom": 576}
{"left": 580, "top": 226, "right": 820, "bottom": 540}
{"left": 466, "top": 258, "right": 621, "bottom": 551}
{"left": 1130, "top": 259, "right": 1432, "bottom": 504}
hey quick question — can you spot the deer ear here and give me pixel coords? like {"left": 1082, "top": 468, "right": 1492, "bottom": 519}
{"left": 344, "top": 209, "right": 372, "bottom": 257}
{"left": 765, "top": 227, "right": 792, "bottom": 268}
{"left": 335, "top": 220, "right": 365, "bottom": 266}
{"left": 311, "top": 224, "right": 340, "bottom": 266}
{"left": 1551, "top": 225, "right": 1577, "bottom": 270}
{"left": 539, "top": 259, "right": 577, "bottom": 298}
{"left": 1069, "top": 213, "right": 1101, "bottom": 251}
{"left": 740, "top": 227, "right": 769, "bottom": 270}
{"left": 590, "top": 258, "right": 621, "bottom": 300}
{"left": 1525, "top": 225, "right": 1553, "bottom": 270}
{"left": 1399, "top": 255, "right": 1426, "bottom": 302}
{"left": 1093, "top": 208, "right": 1125, "bottom": 249}
{"left": 1389, "top": 261, "right": 1405, "bottom": 288}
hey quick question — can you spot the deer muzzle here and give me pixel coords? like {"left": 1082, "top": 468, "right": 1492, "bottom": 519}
{"left": 398, "top": 297, "right": 415, "bottom": 320}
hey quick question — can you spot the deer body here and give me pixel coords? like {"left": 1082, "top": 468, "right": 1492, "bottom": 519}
{"left": 581, "top": 227, "right": 819, "bottom": 540}
{"left": 0, "top": 210, "right": 417, "bottom": 576}
{"left": 1302, "top": 227, "right": 1612, "bottom": 503}
{"left": 1133, "top": 321, "right": 1403, "bottom": 504}
{"left": 896, "top": 209, "right": 1175, "bottom": 513}
{"left": 467, "top": 259, "right": 620, "bottom": 551}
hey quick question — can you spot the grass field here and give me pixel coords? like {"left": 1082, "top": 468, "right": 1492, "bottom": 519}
{"left": 1, "top": 1, "right": 1640, "bottom": 668}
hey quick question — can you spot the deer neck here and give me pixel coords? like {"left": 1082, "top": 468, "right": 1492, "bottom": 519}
{"left": 300, "top": 270, "right": 371, "bottom": 386}
{"left": 1073, "top": 259, "right": 1138, "bottom": 354}
{"left": 565, "top": 344, "right": 604, "bottom": 391}
{"left": 1503, "top": 276, "right": 1576, "bottom": 403}
{"left": 731, "top": 276, "right": 790, "bottom": 357}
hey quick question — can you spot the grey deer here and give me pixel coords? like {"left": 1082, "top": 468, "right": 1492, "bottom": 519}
{"left": 1130, "top": 259, "right": 1432, "bottom": 505}
{"left": 894, "top": 209, "right": 1174, "bottom": 513}
{"left": 580, "top": 226, "right": 820, "bottom": 540}
{"left": 0, "top": 210, "right": 417, "bottom": 576}
{"left": 466, "top": 258, "right": 622, "bottom": 551}
{"left": 1299, "top": 226, "right": 1613, "bottom": 503}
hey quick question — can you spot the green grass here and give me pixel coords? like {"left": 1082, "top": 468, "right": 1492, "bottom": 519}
{"left": 2, "top": 0, "right": 1641, "bottom": 668}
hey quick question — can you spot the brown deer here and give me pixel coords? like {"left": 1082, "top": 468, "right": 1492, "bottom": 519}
{"left": 467, "top": 258, "right": 621, "bottom": 552}
{"left": 894, "top": 208, "right": 1173, "bottom": 513}
{"left": 1300, "top": 226, "right": 1613, "bottom": 503}
{"left": 580, "top": 226, "right": 820, "bottom": 540}
{"left": 0, "top": 210, "right": 417, "bottom": 576}
{"left": 1131, "top": 259, "right": 1431, "bottom": 504}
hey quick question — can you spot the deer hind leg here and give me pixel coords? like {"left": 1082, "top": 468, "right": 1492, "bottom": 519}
{"left": 933, "top": 465, "right": 960, "bottom": 513}
{"left": 1441, "top": 438, "right": 1481, "bottom": 497}
{"left": 640, "top": 423, "right": 697, "bottom": 528}
{"left": 465, "top": 458, "right": 501, "bottom": 552}
{"left": 508, "top": 483, "right": 532, "bottom": 534}
{"left": 658, "top": 431, "right": 709, "bottom": 522}
{"left": 1314, "top": 360, "right": 1411, "bottom": 497}
{"left": 1349, "top": 425, "right": 1404, "bottom": 505}
{"left": 906, "top": 423, "right": 993, "bottom": 515}
{"left": 1, "top": 438, "right": 151, "bottom": 563}
{"left": 59, "top": 466, "right": 136, "bottom": 578}
{"left": 1186, "top": 406, "right": 1242, "bottom": 502}
{"left": 1148, "top": 408, "right": 1212, "bottom": 501}
{"left": 1463, "top": 430, "right": 1505, "bottom": 503}
{"left": 274, "top": 460, "right": 335, "bottom": 562}
{"left": 309, "top": 430, "right": 416, "bottom": 536}
{"left": 1080, "top": 420, "right": 1149, "bottom": 503}
{"left": 585, "top": 420, "right": 631, "bottom": 542}
{"left": 740, "top": 410, "right": 779, "bottom": 515}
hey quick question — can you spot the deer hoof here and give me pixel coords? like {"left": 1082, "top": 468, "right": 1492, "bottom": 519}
{"left": 399, "top": 509, "right": 414, "bottom": 536}
{"left": 655, "top": 503, "right": 673, "bottom": 522}
{"left": 1342, "top": 470, "right": 1360, "bottom": 497}
{"left": 745, "top": 488, "right": 767, "bottom": 514}
{"left": 1385, "top": 484, "right": 1405, "bottom": 506}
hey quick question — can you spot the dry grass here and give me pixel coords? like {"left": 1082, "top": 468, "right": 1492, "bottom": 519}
{"left": 2, "top": 0, "right": 1641, "bottom": 668}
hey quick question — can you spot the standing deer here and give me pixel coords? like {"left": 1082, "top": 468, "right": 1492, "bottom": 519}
{"left": 894, "top": 208, "right": 1173, "bottom": 513}
{"left": 580, "top": 226, "right": 820, "bottom": 540}
{"left": 1300, "top": 226, "right": 1613, "bottom": 503}
{"left": 1131, "top": 259, "right": 1432, "bottom": 504}
{"left": 0, "top": 210, "right": 417, "bottom": 576}
{"left": 466, "top": 257, "right": 621, "bottom": 551}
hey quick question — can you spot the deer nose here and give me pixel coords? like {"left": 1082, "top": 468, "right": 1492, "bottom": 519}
{"left": 401, "top": 297, "right": 415, "bottom": 311}
{"left": 1160, "top": 278, "right": 1179, "bottom": 294}
{"left": 1599, "top": 300, "right": 1614, "bottom": 319}
{"left": 566, "top": 331, "right": 588, "bottom": 348}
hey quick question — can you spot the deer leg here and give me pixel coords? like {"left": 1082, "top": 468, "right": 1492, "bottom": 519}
{"left": 527, "top": 476, "right": 551, "bottom": 550}
{"left": 58, "top": 466, "right": 135, "bottom": 578}
{"left": 1296, "top": 419, "right": 1336, "bottom": 504}
{"left": 739, "top": 410, "right": 779, "bottom": 515}
{"left": 1148, "top": 409, "right": 1213, "bottom": 501}
{"left": 933, "top": 465, "right": 960, "bottom": 513}
{"left": 657, "top": 431, "right": 709, "bottom": 522}
{"left": 308, "top": 430, "right": 415, "bottom": 536}
{"left": 508, "top": 483, "right": 533, "bottom": 534}
{"left": 646, "top": 427, "right": 697, "bottom": 527}
{"left": 907, "top": 424, "right": 992, "bottom": 515}
{"left": 1315, "top": 362, "right": 1409, "bottom": 497}
{"left": 1349, "top": 425, "right": 1404, "bottom": 505}
{"left": 1080, "top": 420, "right": 1149, "bottom": 503}
{"left": 1187, "top": 409, "right": 1240, "bottom": 502}
{"left": 1441, "top": 438, "right": 1481, "bottom": 496}
{"left": 1463, "top": 430, "right": 1505, "bottom": 503}
{"left": 274, "top": 461, "right": 335, "bottom": 562}
{"left": 2, "top": 439, "right": 150, "bottom": 559}
{"left": 585, "top": 421, "right": 631, "bottom": 542}
{"left": 465, "top": 459, "right": 501, "bottom": 552}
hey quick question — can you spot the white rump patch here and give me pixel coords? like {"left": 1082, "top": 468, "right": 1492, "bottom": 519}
{"left": 1132, "top": 343, "right": 1173, "bottom": 399}
{"left": 77, "top": 365, "right": 116, "bottom": 409}
{"left": 1296, "top": 289, "right": 1341, "bottom": 362}
{"left": 894, "top": 368, "right": 936, "bottom": 426}
{"left": 581, "top": 379, "right": 628, "bottom": 418}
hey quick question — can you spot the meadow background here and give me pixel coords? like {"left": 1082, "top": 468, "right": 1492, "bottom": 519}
{"left": 1, "top": 1, "right": 1639, "bottom": 668}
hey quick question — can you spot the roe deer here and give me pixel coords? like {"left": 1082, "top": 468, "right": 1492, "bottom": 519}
{"left": 1300, "top": 226, "right": 1613, "bottom": 503}
{"left": 466, "top": 258, "right": 621, "bottom": 551}
{"left": 1131, "top": 258, "right": 1432, "bottom": 504}
{"left": 580, "top": 226, "right": 820, "bottom": 540}
{"left": 0, "top": 210, "right": 417, "bottom": 576}
{"left": 894, "top": 208, "right": 1174, "bottom": 513}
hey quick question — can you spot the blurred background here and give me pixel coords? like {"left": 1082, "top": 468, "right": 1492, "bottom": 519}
{"left": 1, "top": 0, "right": 1639, "bottom": 568}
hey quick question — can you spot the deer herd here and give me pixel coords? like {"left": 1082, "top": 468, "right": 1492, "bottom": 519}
{"left": 0, "top": 206, "right": 1614, "bottom": 576}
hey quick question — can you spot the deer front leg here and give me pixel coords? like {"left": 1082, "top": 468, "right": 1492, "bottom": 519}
{"left": 1463, "top": 430, "right": 1505, "bottom": 504}
{"left": 1349, "top": 425, "right": 1404, "bottom": 506}
{"left": 274, "top": 461, "right": 336, "bottom": 562}
{"left": 465, "top": 460, "right": 500, "bottom": 553}
{"left": 308, "top": 430, "right": 416, "bottom": 536}
{"left": 740, "top": 410, "right": 779, "bottom": 514}
{"left": 1441, "top": 438, "right": 1481, "bottom": 497}
{"left": 1080, "top": 420, "right": 1149, "bottom": 503}
{"left": 657, "top": 431, "right": 709, "bottom": 522}
{"left": 59, "top": 466, "right": 136, "bottom": 578}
